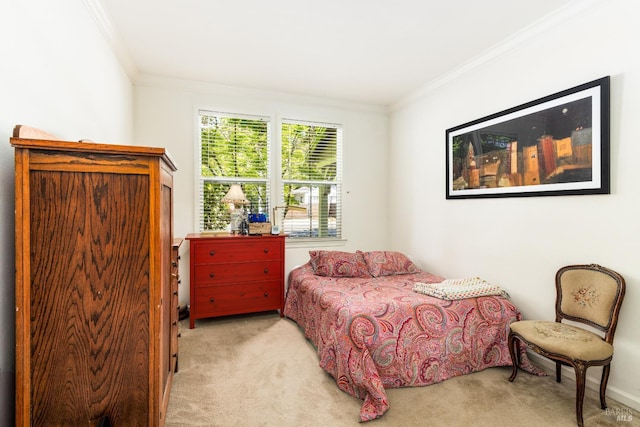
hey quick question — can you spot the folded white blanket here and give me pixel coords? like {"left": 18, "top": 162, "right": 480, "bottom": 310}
{"left": 413, "top": 277, "right": 508, "bottom": 300}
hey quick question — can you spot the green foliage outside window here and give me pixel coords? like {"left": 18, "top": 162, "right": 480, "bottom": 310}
{"left": 199, "top": 114, "right": 269, "bottom": 231}
{"left": 281, "top": 122, "right": 339, "bottom": 238}
{"left": 198, "top": 112, "right": 341, "bottom": 238}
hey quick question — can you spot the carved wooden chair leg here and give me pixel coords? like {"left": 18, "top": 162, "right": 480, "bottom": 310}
{"left": 508, "top": 333, "right": 519, "bottom": 382}
{"left": 600, "top": 364, "right": 611, "bottom": 409}
{"left": 574, "top": 363, "right": 587, "bottom": 427}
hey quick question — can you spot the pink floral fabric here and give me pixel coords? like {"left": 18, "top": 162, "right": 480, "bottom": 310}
{"left": 283, "top": 263, "right": 543, "bottom": 422}
{"left": 358, "top": 250, "right": 419, "bottom": 277}
{"left": 309, "top": 250, "right": 371, "bottom": 278}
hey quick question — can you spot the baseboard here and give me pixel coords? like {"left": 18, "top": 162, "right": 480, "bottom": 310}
{"left": 526, "top": 352, "right": 640, "bottom": 412}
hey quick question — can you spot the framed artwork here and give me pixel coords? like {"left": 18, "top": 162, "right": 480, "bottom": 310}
{"left": 446, "top": 76, "right": 610, "bottom": 199}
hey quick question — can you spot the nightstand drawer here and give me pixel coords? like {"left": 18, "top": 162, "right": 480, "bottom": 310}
{"left": 194, "top": 281, "right": 282, "bottom": 316}
{"left": 193, "top": 239, "right": 281, "bottom": 264}
{"left": 194, "top": 260, "right": 281, "bottom": 286}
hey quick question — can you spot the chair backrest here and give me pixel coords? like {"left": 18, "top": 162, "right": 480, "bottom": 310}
{"left": 555, "top": 264, "right": 625, "bottom": 344}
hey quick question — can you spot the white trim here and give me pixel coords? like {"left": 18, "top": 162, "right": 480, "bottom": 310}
{"left": 390, "top": 0, "right": 605, "bottom": 111}
{"left": 193, "top": 106, "right": 202, "bottom": 229}
{"left": 81, "top": 0, "right": 139, "bottom": 81}
{"left": 199, "top": 109, "right": 270, "bottom": 123}
{"left": 281, "top": 117, "right": 342, "bottom": 129}
{"left": 272, "top": 113, "right": 284, "bottom": 219}
{"left": 136, "top": 74, "right": 387, "bottom": 115}
{"left": 284, "top": 238, "right": 347, "bottom": 249}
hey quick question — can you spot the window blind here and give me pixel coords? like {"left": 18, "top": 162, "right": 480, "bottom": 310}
{"left": 280, "top": 120, "right": 342, "bottom": 239}
{"left": 198, "top": 110, "right": 271, "bottom": 231}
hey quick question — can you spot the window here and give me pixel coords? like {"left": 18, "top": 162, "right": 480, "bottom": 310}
{"left": 280, "top": 120, "right": 342, "bottom": 238}
{"left": 198, "top": 111, "right": 270, "bottom": 231}
{"left": 197, "top": 110, "right": 342, "bottom": 240}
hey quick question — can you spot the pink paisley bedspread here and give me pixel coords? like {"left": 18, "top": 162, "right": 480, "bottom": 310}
{"left": 283, "top": 263, "right": 543, "bottom": 422}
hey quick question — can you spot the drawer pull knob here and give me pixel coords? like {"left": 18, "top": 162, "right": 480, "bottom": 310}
{"left": 172, "top": 261, "right": 177, "bottom": 267}
{"left": 263, "top": 248, "right": 269, "bottom": 254}
{"left": 209, "top": 272, "right": 215, "bottom": 278}
{"left": 210, "top": 250, "right": 216, "bottom": 256}
{"left": 263, "top": 268, "right": 269, "bottom": 274}
{"left": 264, "top": 292, "right": 269, "bottom": 298}
{"left": 209, "top": 297, "right": 215, "bottom": 303}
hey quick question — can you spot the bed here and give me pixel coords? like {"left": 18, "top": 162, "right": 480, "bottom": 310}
{"left": 283, "top": 250, "right": 543, "bottom": 422}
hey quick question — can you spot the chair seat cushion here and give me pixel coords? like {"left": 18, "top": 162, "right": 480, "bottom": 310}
{"left": 510, "top": 320, "right": 613, "bottom": 362}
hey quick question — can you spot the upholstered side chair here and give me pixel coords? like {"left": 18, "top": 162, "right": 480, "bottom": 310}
{"left": 507, "top": 264, "right": 626, "bottom": 427}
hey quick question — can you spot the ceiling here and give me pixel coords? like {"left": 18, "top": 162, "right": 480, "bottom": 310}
{"left": 97, "top": 0, "right": 579, "bottom": 106}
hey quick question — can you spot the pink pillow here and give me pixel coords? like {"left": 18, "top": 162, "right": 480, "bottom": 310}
{"left": 309, "top": 250, "right": 371, "bottom": 278}
{"left": 359, "top": 250, "right": 419, "bottom": 277}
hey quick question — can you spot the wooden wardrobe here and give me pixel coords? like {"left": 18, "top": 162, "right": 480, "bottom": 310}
{"left": 12, "top": 130, "right": 178, "bottom": 426}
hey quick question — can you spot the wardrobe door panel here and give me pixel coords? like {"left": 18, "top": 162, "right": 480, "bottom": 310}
{"left": 29, "top": 170, "right": 151, "bottom": 425}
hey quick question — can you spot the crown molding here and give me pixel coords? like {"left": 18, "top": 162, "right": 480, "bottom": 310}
{"left": 136, "top": 73, "right": 389, "bottom": 115}
{"left": 390, "top": 0, "right": 605, "bottom": 112}
{"left": 82, "top": 0, "right": 139, "bottom": 82}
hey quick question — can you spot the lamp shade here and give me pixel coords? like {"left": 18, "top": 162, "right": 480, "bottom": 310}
{"left": 221, "top": 184, "right": 248, "bottom": 205}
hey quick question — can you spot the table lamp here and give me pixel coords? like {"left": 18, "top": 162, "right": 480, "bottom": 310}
{"left": 222, "top": 184, "right": 248, "bottom": 234}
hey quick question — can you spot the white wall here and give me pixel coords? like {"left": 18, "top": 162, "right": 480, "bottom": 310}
{"left": 133, "top": 76, "right": 390, "bottom": 306}
{"left": 389, "top": 0, "right": 640, "bottom": 410}
{"left": 0, "top": 0, "right": 134, "bottom": 424}
{"left": 4, "top": 0, "right": 637, "bottom": 422}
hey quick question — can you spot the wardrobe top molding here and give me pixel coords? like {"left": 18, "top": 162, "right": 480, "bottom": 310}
{"left": 10, "top": 125, "right": 177, "bottom": 171}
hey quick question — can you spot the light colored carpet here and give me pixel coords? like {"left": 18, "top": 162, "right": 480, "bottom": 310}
{"left": 165, "top": 311, "right": 637, "bottom": 427}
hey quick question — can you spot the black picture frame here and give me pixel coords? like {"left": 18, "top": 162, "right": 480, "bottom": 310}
{"left": 446, "top": 76, "right": 610, "bottom": 199}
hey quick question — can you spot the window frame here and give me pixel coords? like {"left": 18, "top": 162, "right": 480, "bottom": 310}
{"left": 278, "top": 118, "right": 343, "bottom": 240}
{"left": 195, "top": 109, "right": 344, "bottom": 243}
{"left": 196, "top": 110, "right": 271, "bottom": 233}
